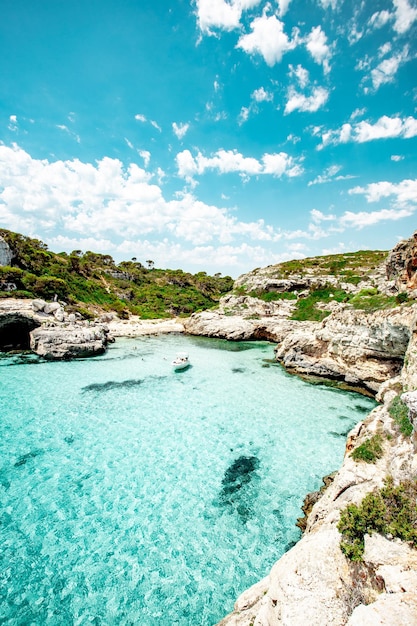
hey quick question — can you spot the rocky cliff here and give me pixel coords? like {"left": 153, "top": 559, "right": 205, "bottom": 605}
{"left": 187, "top": 233, "right": 417, "bottom": 626}
{"left": 0, "top": 298, "right": 110, "bottom": 359}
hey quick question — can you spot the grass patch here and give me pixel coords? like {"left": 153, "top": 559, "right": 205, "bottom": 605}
{"left": 290, "top": 286, "right": 349, "bottom": 321}
{"left": 351, "top": 434, "right": 384, "bottom": 463}
{"left": 389, "top": 395, "right": 413, "bottom": 437}
{"left": 338, "top": 478, "right": 417, "bottom": 561}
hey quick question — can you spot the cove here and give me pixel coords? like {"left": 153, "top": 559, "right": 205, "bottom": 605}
{"left": 0, "top": 334, "right": 376, "bottom": 625}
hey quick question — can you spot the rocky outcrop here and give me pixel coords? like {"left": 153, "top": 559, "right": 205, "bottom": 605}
{"left": 274, "top": 306, "right": 416, "bottom": 394}
{"left": 215, "top": 237, "right": 417, "bottom": 626}
{"left": 0, "top": 298, "right": 109, "bottom": 359}
{"left": 0, "top": 235, "right": 13, "bottom": 266}
{"left": 218, "top": 390, "right": 417, "bottom": 626}
{"left": 30, "top": 323, "right": 109, "bottom": 359}
{"left": 386, "top": 230, "right": 417, "bottom": 295}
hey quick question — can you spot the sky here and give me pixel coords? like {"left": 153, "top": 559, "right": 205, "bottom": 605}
{"left": 0, "top": 0, "right": 416, "bottom": 278}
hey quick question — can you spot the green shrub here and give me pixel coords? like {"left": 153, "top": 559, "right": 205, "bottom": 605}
{"left": 351, "top": 434, "right": 384, "bottom": 463}
{"left": 338, "top": 478, "right": 417, "bottom": 561}
{"left": 389, "top": 396, "right": 413, "bottom": 437}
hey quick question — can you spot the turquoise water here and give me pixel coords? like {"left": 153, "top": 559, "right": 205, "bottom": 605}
{"left": 0, "top": 334, "right": 376, "bottom": 625}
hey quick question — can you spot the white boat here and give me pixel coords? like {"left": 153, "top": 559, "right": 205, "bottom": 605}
{"left": 172, "top": 352, "right": 190, "bottom": 371}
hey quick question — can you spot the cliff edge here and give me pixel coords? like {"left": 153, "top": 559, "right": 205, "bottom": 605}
{"left": 185, "top": 233, "right": 417, "bottom": 625}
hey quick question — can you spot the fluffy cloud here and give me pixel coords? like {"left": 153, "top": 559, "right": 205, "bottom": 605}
{"left": 368, "top": 10, "right": 392, "bottom": 29}
{"left": 289, "top": 64, "right": 309, "bottom": 88}
{"left": 348, "top": 178, "right": 417, "bottom": 206}
{"left": 236, "top": 14, "right": 295, "bottom": 66}
{"left": 172, "top": 122, "right": 190, "bottom": 140}
{"left": 340, "top": 208, "right": 414, "bottom": 228}
{"left": 8, "top": 115, "right": 18, "bottom": 131}
{"left": 0, "top": 143, "right": 291, "bottom": 274}
{"left": 194, "top": 0, "right": 261, "bottom": 34}
{"left": 176, "top": 148, "right": 303, "bottom": 179}
{"left": 251, "top": 86, "right": 273, "bottom": 102}
{"left": 305, "top": 26, "right": 332, "bottom": 73}
{"left": 371, "top": 46, "right": 410, "bottom": 90}
{"left": 393, "top": 0, "right": 417, "bottom": 33}
{"left": 285, "top": 86, "right": 329, "bottom": 114}
{"left": 319, "top": 115, "right": 417, "bottom": 147}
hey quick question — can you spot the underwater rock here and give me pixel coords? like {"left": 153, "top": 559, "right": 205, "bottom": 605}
{"left": 218, "top": 455, "right": 260, "bottom": 521}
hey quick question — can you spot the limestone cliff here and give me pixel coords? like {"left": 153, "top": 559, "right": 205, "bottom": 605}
{"left": 0, "top": 298, "right": 109, "bottom": 359}
{"left": 190, "top": 234, "right": 417, "bottom": 626}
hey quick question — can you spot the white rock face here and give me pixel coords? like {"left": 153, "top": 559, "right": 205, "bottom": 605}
{"left": 0, "top": 236, "right": 13, "bottom": 266}
{"left": 218, "top": 400, "right": 417, "bottom": 626}
{"left": 30, "top": 324, "right": 108, "bottom": 359}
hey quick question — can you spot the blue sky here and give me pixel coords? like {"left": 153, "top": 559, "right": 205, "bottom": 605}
{"left": 0, "top": 0, "right": 416, "bottom": 277}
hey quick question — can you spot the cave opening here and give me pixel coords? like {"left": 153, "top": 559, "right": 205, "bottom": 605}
{"left": 0, "top": 316, "right": 39, "bottom": 352}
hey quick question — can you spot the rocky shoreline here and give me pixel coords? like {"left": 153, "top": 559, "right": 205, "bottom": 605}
{"left": 1, "top": 233, "right": 416, "bottom": 624}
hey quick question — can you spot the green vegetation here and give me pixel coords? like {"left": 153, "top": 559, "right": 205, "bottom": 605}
{"left": 0, "top": 229, "right": 233, "bottom": 319}
{"left": 290, "top": 286, "right": 349, "bottom": 321}
{"left": 235, "top": 248, "right": 411, "bottom": 321}
{"left": 351, "top": 434, "right": 384, "bottom": 463}
{"left": 389, "top": 395, "right": 414, "bottom": 437}
{"left": 275, "top": 250, "right": 387, "bottom": 279}
{"left": 338, "top": 478, "right": 417, "bottom": 561}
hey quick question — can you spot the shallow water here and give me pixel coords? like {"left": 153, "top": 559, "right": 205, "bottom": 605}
{"left": 0, "top": 334, "right": 376, "bottom": 625}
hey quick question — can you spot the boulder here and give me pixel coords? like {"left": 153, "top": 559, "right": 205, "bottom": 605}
{"left": 30, "top": 324, "right": 109, "bottom": 359}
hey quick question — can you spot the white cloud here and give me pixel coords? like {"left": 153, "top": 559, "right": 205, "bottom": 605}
{"left": 368, "top": 10, "right": 392, "bottom": 29}
{"left": 238, "top": 106, "right": 250, "bottom": 125}
{"left": 125, "top": 137, "right": 134, "bottom": 150}
{"left": 236, "top": 14, "right": 295, "bottom": 66}
{"left": 139, "top": 150, "right": 151, "bottom": 168}
{"left": 348, "top": 178, "right": 417, "bottom": 205}
{"left": 371, "top": 46, "right": 409, "bottom": 90}
{"left": 8, "top": 115, "right": 18, "bottom": 131}
{"left": 289, "top": 64, "right": 309, "bottom": 88}
{"left": 285, "top": 86, "right": 329, "bottom": 114}
{"left": 350, "top": 107, "right": 367, "bottom": 120}
{"left": 308, "top": 165, "right": 341, "bottom": 186}
{"left": 393, "top": 0, "right": 417, "bottom": 33}
{"left": 310, "top": 209, "right": 336, "bottom": 222}
{"left": 172, "top": 122, "right": 190, "bottom": 140}
{"left": 305, "top": 26, "right": 332, "bottom": 74}
{"left": 150, "top": 120, "right": 162, "bottom": 132}
{"left": 176, "top": 148, "right": 303, "bottom": 179}
{"left": 340, "top": 208, "right": 414, "bottom": 228}
{"left": 391, "top": 154, "right": 404, "bottom": 161}
{"left": 56, "top": 124, "right": 81, "bottom": 144}
{"left": 0, "top": 144, "right": 291, "bottom": 266}
{"left": 252, "top": 86, "right": 273, "bottom": 102}
{"left": 319, "top": 115, "right": 417, "bottom": 147}
{"left": 194, "top": 0, "right": 261, "bottom": 34}
{"left": 277, "top": 0, "right": 292, "bottom": 16}
{"left": 318, "top": 0, "right": 338, "bottom": 8}
{"left": 134, "top": 114, "right": 147, "bottom": 122}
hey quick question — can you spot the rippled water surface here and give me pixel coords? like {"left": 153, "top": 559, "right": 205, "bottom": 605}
{"left": 0, "top": 334, "right": 376, "bottom": 625}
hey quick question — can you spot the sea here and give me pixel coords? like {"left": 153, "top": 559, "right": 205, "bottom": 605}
{"left": 0, "top": 334, "right": 376, "bottom": 625}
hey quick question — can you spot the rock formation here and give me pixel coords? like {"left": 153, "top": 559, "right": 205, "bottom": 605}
{"left": 204, "top": 235, "right": 417, "bottom": 626}
{"left": 386, "top": 230, "right": 417, "bottom": 294}
{"left": 0, "top": 298, "right": 109, "bottom": 359}
{"left": 0, "top": 235, "right": 13, "bottom": 267}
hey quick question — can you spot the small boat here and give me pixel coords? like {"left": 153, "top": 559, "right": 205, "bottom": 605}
{"left": 172, "top": 352, "right": 190, "bottom": 371}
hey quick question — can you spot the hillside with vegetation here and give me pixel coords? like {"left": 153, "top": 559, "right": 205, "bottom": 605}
{"left": 0, "top": 229, "right": 234, "bottom": 319}
{"left": 232, "top": 249, "right": 413, "bottom": 321}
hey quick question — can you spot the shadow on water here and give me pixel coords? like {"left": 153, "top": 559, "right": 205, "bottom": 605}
{"left": 217, "top": 455, "right": 260, "bottom": 523}
{"left": 14, "top": 448, "right": 45, "bottom": 468}
{"left": 82, "top": 375, "right": 169, "bottom": 393}
{"left": 82, "top": 379, "right": 144, "bottom": 392}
